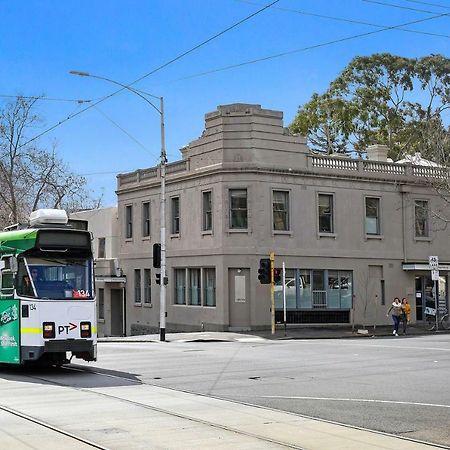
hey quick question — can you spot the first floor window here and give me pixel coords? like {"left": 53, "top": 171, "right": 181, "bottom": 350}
{"left": 142, "top": 202, "right": 150, "bottom": 237}
{"left": 204, "top": 268, "right": 216, "bottom": 306}
{"left": 144, "top": 269, "right": 151, "bottom": 304}
{"left": 98, "top": 237, "right": 106, "bottom": 258}
{"left": 98, "top": 288, "right": 105, "bottom": 320}
{"left": 365, "top": 197, "right": 380, "bottom": 235}
{"left": 202, "top": 191, "right": 213, "bottom": 231}
{"left": 171, "top": 197, "right": 180, "bottom": 234}
{"left": 175, "top": 268, "right": 186, "bottom": 305}
{"left": 125, "top": 205, "right": 133, "bottom": 239}
{"left": 229, "top": 189, "right": 248, "bottom": 229}
{"left": 415, "top": 200, "right": 429, "bottom": 237}
{"left": 318, "top": 194, "right": 334, "bottom": 233}
{"left": 273, "top": 190, "right": 289, "bottom": 231}
{"left": 134, "top": 269, "right": 141, "bottom": 303}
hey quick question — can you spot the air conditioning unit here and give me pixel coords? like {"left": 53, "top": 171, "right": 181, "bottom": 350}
{"left": 29, "top": 209, "right": 68, "bottom": 226}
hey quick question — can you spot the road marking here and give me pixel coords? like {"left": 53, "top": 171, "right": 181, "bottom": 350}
{"left": 262, "top": 396, "right": 450, "bottom": 409}
{"left": 292, "top": 340, "right": 450, "bottom": 352}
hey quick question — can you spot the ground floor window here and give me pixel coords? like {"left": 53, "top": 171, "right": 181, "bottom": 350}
{"left": 174, "top": 267, "right": 216, "bottom": 307}
{"left": 275, "top": 268, "right": 353, "bottom": 310}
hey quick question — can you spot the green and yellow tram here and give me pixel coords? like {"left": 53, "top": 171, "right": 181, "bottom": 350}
{"left": 0, "top": 209, "right": 96, "bottom": 366}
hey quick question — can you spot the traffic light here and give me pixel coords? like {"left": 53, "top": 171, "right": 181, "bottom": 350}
{"left": 156, "top": 273, "right": 161, "bottom": 285}
{"left": 273, "top": 268, "right": 281, "bottom": 284}
{"left": 258, "top": 258, "right": 271, "bottom": 284}
{"left": 153, "top": 243, "right": 161, "bottom": 268}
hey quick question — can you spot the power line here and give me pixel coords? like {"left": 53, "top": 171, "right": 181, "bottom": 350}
{"left": 403, "top": 0, "right": 450, "bottom": 9}
{"left": 20, "top": 0, "right": 280, "bottom": 149}
{"left": 236, "top": 0, "right": 449, "bottom": 38}
{"left": 362, "top": 0, "right": 446, "bottom": 14}
{"left": 93, "top": 105, "right": 151, "bottom": 154}
{"left": 165, "top": 11, "right": 450, "bottom": 85}
{"left": 0, "top": 94, "right": 93, "bottom": 103}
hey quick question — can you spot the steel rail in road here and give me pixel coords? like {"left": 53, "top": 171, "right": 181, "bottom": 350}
{"left": 0, "top": 403, "right": 109, "bottom": 450}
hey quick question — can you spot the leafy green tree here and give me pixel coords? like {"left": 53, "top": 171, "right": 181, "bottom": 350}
{"left": 290, "top": 53, "right": 449, "bottom": 160}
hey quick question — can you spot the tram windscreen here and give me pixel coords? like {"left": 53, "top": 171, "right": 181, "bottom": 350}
{"left": 17, "top": 257, "right": 93, "bottom": 300}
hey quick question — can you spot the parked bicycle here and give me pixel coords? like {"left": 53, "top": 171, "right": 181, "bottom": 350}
{"left": 425, "top": 306, "right": 450, "bottom": 331}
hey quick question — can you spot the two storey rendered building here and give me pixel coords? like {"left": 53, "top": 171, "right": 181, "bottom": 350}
{"left": 117, "top": 103, "right": 450, "bottom": 335}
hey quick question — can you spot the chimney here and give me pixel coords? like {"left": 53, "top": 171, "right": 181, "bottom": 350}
{"left": 366, "top": 144, "right": 389, "bottom": 162}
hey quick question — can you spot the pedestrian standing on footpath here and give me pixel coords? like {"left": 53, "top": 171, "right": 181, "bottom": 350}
{"left": 387, "top": 297, "right": 402, "bottom": 336}
{"left": 401, "top": 298, "right": 411, "bottom": 334}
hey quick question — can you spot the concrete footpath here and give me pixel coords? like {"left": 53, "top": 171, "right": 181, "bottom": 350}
{"left": 98, "top": 324, "right": 448, "bottom": 343}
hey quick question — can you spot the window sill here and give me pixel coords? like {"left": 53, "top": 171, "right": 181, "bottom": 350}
{"left": 201, "top": 230, "right": 213, "bottom": 236}
{"left": 134, "top": 302, "right": 142, "bottom": 307}
{"left": 170, "top": 233, "right": 180, "bottom": 239}
{"left": 98, "top": 318, "right": 105, "bottom": 323}
{"left": 143, "top": 303, "right": 152, "bottom": 308}
{"left": 125, "top": 238, "right": 133, "bottom": 243}
{"left": 414, "top": 236, "right": 432, "bottom": 242}
{"left": 366, "top": 234, "right": 383, "bottom": 240}
{"left": 227, "top": 229, "right": 250, "bottom": 234}
{"left": 272, "top": 230, "right": 292, "bottom": 236}
{"left": 318, "top": 232, "right": 337, "bottom": 239}
{"left": 141, "top": 236, "right": 150, "bottom": 241}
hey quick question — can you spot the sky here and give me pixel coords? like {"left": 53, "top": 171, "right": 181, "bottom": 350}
{"left": 1, "top": 0, "right": 449, "bottom": 206}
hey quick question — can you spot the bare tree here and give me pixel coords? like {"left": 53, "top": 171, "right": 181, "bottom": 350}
{"left": 0, "top": 96, "right": 100, "bottom": 227}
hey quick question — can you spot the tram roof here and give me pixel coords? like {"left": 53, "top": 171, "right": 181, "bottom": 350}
{"left": 0, "top": 228, "right": 38, "bottom": 253}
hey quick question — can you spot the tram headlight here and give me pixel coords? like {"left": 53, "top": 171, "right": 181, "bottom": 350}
{"left": 43, "top": 322, "right": 55, "bottom": 339}
{"left": 80, "top": 322, "right": 91, "bottom": 338}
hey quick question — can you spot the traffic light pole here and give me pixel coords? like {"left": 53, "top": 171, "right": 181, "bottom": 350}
{"left": 270, "top": 252, "right": 275, "bottom": 335}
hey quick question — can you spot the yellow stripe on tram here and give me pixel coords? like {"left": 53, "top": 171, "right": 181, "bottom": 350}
{"left": 21, "top": 328, "right": 42, "bottom": 334}
{"left": 92, "top": 327, "right": 97, "bottom": 333}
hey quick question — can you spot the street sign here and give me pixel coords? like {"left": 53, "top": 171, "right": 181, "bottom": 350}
{"left": 429, "top": 255, "right": 439, "bottom": 270}
{"left": 431, "top": 269, "right": 440, "bottom": 281}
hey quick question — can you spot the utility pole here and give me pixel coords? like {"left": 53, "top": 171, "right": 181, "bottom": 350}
{"left": 270, "top": 251, "right": 275, "bottom": 335}
{"left": 159, "top": 97, "right": 167, "bottom": 342}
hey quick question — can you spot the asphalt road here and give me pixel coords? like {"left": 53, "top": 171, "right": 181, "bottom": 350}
{"left": 81, "top": 334, "right": 450, "bottom": 447}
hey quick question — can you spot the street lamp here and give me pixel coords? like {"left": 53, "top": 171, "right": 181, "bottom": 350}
{"left": 70, "top": 70, "right": 168, "bottom": 342}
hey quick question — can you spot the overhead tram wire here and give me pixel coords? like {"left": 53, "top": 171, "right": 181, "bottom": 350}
{"left": 162, "top": 11, "right": 450, "bottom": 85}
{"left": 362, "top": 0, "right": 448, "bottom": 14}
{"left": 235, "top": 0, "right": 449, "bottom": 38}
{"left": 0, "top": 94, "right": 94, "bottom": 103}
{"left": 403, "top": 0, "right": 450, "bottom": 9}
{"left": 19, "top": 0, "right": 281, "bottom": 149}
{"left": 93, "top": 105, "right": 151, "bottom": 154}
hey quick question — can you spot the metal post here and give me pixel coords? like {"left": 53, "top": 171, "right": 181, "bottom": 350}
{"left": 282, "top": 261, "right": 286, "bottom": 336}
{"left": 159, "top": 97, "right": 167, "bottom": 342}
{"left": 270, "top": 252, "right": 275, "bottom": 335}
{"left": 434, "top": 280, "right": 439, "bottom": 332}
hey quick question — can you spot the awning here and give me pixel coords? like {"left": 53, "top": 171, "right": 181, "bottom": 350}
{"left": 402, "top": 263, "right": 450, "bottom": 271}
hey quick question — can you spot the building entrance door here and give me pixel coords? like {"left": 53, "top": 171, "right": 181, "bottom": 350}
{"left": 415, "top": 275, "right": 448, "bottom": 321}
{"left": 110, "top": 288, "right": 124, "bottom": 336}
{"left": 228, "top": 268, "right": 250, "bottom": 331}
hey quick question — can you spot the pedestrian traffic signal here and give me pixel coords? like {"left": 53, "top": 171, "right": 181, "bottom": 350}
{"left": 258, "top": 258, "right": 271, "bottom": 284}
{"left": 273, "top": 268, "right": 281, "bottom": 284}
{"left": 156, "top": 273, "right": 161, "bottom": 285}
{"left": 153, "top": 243, "right": 161, "bottom": 268}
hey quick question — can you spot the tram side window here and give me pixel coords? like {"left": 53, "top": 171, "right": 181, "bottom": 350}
{"left": 16, "top": 261, "right": 36, "bottom": 297}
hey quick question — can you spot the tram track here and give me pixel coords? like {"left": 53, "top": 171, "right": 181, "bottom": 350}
{"left": 16, "top": 366, "right": 301, "bottom": 449}
{"left": 0, "top": 403, "right": 109, "bottom": 450}
{"left": 12, "top": 364, "right": 449, "bottom": 450}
